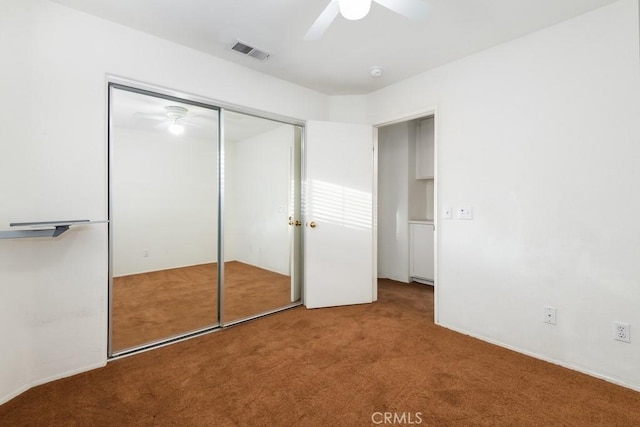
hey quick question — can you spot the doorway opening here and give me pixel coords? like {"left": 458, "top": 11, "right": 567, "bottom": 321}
{"left": 375, "top": 113, "right": 436, "bottom": 315}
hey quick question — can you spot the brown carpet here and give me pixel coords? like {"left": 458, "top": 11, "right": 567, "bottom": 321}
{"left": 112, "top": 261, "right": 293, "bottom": 351}
{"left": 2, "top": 280, "right": 640, "bottom": 426}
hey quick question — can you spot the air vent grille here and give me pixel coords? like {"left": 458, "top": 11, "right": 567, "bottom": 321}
{"left": 231, "top": 41, "right": 271, "bottom": 62}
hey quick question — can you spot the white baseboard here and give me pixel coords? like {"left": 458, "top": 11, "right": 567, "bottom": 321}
{"left": 435, "top": 321, "right": 640, "bottom": 393}
{"left": 0, "top": 385, "right": 31, "bottom": 406}
{"left": 1, "top": 361, "right": 107, "bottom": 406}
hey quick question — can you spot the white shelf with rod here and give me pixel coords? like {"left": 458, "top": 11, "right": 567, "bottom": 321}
{"left": 0, "top": 220, "right": 107, "bottom": 240}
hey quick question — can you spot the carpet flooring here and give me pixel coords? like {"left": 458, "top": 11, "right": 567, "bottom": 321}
{"left": 2, "top": 279, "right": 640, "bottom": 426}
{"left": 112, "top": 261, "right": 293, "bottom": 351}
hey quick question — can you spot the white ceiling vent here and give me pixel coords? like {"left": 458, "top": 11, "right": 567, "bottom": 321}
{"left": 230, "top": 41, "right": 271, "bottom": 62}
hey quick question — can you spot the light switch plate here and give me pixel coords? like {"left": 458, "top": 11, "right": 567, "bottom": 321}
{"left": 443, "top": 206, "right": 452, "bottom": 219}
{"left": 458, "top": 207, "right": 473, "bottom": 220}
{"left": 544, "top": 306, "right": 557, "bottom": 325}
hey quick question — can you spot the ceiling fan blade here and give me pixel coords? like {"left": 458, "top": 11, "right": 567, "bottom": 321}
{"left": 374, "top": 0, "right": 428, "bottom": 20}
{"left": 304, "top": 0, "right": 340, "bottom": 41}
{"left": 183, "top": 121, "right": 209, "bottom": 129}
{"left": 133, "top": 112, "right": 166, "bottom": 121}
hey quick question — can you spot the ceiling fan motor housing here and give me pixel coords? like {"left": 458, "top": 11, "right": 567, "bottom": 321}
{"left": 165, "top": 105, "right": 188, "bottom": 120}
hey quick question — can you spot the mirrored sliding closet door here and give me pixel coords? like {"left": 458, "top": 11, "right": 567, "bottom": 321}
{"left": 222, "top": 112, "right": 302, "bottom": 324}
{"left": 108, "top": 84, "right": 303, "bottom": 356}
{"left": 109, "top": 85, "right": 220, "bottom": 354}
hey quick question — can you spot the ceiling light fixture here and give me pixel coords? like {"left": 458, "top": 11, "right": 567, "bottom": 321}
{"left": 338, "top": 0, "right": 372, "bottom": 20}
{"left": 165, "top": 106, "right": 187, "bottom": 135}
{"left": 305, "top": 0, "right": 429, "bottom": 41}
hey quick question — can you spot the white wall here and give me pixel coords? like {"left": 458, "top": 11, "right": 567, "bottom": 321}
{"left": 328, "top": 95, "right": 368, "bottom": 124}
{"left": 407, "top": 120, "right": 428, "bottom": 221}
{"left": 0, "top": 0, "right": 328, "bottom": 404}
{"left": 369, "top": 0, "right": 640, "bottom": 390}
{"left": 224, "top": 125, "right": 294, "bottom": 275}
{"left": 377, "top": 123, "right": 410, "bottom": 282}
{"left": 112, "top": 127, "right": 217, "bottom": 276}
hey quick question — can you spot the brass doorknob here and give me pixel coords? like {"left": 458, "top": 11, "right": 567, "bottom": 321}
{"left": 309, "top": 221, "right": 317, "bottom": 228}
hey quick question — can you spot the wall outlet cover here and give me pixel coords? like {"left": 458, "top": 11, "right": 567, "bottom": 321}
{"left": 614, "top": 322, "right": 630, "bottom": 343}
{"left": 457, "top": 207, "right": 473, "bottom": 220}
{"left": 544, "top": 306, "right": 557, "bottom": 325}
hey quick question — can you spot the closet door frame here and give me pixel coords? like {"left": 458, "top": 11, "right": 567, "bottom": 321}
{"left": 106, "top": 76, "right": 305, "bottom": 358}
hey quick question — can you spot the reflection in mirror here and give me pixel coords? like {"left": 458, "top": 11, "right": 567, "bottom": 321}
{"left": 223, "top": 112, "right": 302, "bottom": 323}
{"left": 110, "top": 86, "right": 219, "bottom": 353}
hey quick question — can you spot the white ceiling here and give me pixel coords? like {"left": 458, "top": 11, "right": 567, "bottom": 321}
{"left": 51, "top": 0, "right": 618, "bottom": 95}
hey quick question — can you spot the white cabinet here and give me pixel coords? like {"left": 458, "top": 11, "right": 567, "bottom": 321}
{"left": 416, "top": 117, "right": 434, "bottom": 179}
{"left": 410, "top": 222, "right": 434, "bottom": 282}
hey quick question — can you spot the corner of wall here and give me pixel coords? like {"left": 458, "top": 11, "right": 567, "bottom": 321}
{"left": 327, "top": 95, "right": 369, "bottom": 124}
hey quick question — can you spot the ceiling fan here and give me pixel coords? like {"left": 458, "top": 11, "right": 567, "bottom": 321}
{"left": 134, "top": 105, "right": 213, "bottom": 135}
{"left": 305, "top": 0, "right": 429, "bottom": 40}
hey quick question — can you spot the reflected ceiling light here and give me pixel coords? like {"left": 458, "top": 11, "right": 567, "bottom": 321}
{"left": 166, "top": 106, "right": 187, "bottom": 135}
{"left": 168, "top": 118, "right": 185, "bottom": 135}
{"left": 338, "top": 0, "right": 371, "bottom": 20}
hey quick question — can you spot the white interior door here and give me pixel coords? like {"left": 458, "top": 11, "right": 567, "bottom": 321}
{"left": 304, "top": 120, "right": 374, "bottom": 309}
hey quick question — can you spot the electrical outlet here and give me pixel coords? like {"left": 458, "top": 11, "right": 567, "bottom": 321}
{"left": 457, "top": 207, "right": 473, "bottom": 220}
{"left": 144, "top": 249, "right": 149, "bottom": 258}
{"left": 613, "top": 322, "right": 630, "bottom": 343}
{"left": 544, "top": 306, "right": 557, "bottom": 325}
